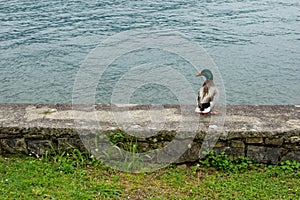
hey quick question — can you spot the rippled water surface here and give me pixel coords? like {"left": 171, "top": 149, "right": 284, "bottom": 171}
{"left": 0, "top": 0, "right": 299, "bottom": 104}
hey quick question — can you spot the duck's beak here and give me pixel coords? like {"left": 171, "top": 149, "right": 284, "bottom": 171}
{"left": 195, "top": 73, "right": 202, "bottom": 77}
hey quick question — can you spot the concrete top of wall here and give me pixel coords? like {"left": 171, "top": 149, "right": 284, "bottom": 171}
{"left": 0, "top": 104, "right": 299, "bottom": 137}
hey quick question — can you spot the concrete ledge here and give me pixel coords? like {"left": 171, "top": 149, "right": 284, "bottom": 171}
{"left": 0, "top": 104, "right": 299, "bottom": 164}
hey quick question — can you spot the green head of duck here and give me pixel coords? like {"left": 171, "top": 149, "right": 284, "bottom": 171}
{"left": 195, "top": 69, "right": 213, "bottom": 80}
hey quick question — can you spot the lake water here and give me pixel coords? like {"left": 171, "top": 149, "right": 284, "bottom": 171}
{"left": 1, "top": 0, "right": 299, "bottom": 104}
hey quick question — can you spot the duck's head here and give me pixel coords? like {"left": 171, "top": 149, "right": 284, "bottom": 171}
{"left": 195, "top": 69, "right": 213, "bottom": 80}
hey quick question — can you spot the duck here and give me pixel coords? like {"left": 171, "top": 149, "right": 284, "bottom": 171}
{"left": 195, "top": 69, "right": 218, "bottom": 115}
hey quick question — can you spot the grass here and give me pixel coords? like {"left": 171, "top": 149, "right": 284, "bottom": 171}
{"left": 0, "top": 150, "right": 299, "bottom": 200}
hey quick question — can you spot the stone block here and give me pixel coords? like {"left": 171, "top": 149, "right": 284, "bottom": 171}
{"left": 230, "top": 140, "right": 245, "bottom": 148}
{"left": 246, "top": 137, "right": 264, "bottom": 144}
{"left": 213, "top": 147, "right": 230, "bottom": 155}
{"left": 0, "top": 138, "right": 28, "bottom": 154}
{"left": 173, "top": 140, "right": 200, "bottom": 163}
{"left": 285, "top": 144, "right": 300, "bottom": 151}
{"left": 287, "top": 136, "right": 300, "bottom": 144}
{"left": 265, "top": 138, "right": 284, "bottom": 146}
{"left": 281, "top": 151, "right": 300, "bottom": 162}
{"left": 0, "top": 134, "right": 10, "bottom": 139}
{"left": 80, "top": 135, "right": 102, "bottom": 152}
{"left": 214, "top": 141, "right": 226, "bottom": 148}
{"left": 57, "top": 138, "right": 84, "bottom": 152}
{"left": 225, "top": 147, "right": 245, "bottom": 158}
{"left": 27, "top": 140, "right": 53, "bottom": 155}
{"left": 212, "top": 146, "right": 245, "bottom": 158}
{"left": 247, "top": 146, "right": 283, "bottom": 164}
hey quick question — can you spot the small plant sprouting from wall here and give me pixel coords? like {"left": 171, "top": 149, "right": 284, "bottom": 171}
{"left": 107, "top": 129, "right": 128, "bottom": 148}
{"left": 199, "top": 150, "right": 255, "bottom": 173}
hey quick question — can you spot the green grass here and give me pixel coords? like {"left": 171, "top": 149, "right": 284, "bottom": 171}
{"left": 0, "top": 151, "right": 299, "bottom": 200}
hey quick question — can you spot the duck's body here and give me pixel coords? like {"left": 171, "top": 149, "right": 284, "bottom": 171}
{"left": 195, "top": 69, "right": 218, "bottom": 114}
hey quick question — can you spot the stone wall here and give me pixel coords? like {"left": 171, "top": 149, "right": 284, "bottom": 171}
{"left": 0, "top": 104, "right": 299, "bottom": 164}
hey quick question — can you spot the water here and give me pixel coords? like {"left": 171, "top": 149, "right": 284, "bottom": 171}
{"left": 0, "top": 0, "right": 299, "bottom": 104}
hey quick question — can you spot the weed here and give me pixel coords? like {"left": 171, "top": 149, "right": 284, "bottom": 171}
{"left": 104, "top": 129, "right": 151, "bottom": 172}
{"left": 107, "top": 129, "right": 127, "bottom": 147}
{"left": 199, "top": 151, "right": 254, "bottom": 173}
{"left": 266, "top": 160, "right": 300, "bottom": 178}
{"left": 279, "top": 160, "right": 300, "bottom": 173}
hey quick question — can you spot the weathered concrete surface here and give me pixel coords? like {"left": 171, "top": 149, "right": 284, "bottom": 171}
{"left": 1, "top": 104, "right": 299, "bottom": 131}
{"left": 0, "top": 104, "right": 299, "bottom": 164}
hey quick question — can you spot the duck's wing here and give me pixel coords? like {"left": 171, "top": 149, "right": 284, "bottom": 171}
{"left": 207, "top": 80, "right": 218, "bottom": 102}
{"left": 198, "top": 80, "right": 218, "bottom": 105}
{"left": 196, "top": 86, "right": 211, "bottom": 113}
{"left": 198, "top": 83, "right": 211, "bottom": 105}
